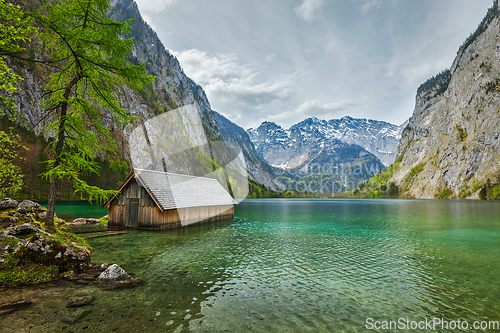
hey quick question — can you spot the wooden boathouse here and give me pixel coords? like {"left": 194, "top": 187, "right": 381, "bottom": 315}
{"left": 104, "top": 169, "right": 237, "bottom": 229}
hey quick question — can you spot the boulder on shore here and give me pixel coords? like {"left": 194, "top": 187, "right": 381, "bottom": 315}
{"left": 0, "top": 198, "right": 18, "bottom": 210}
{"left": 7, "top": 223, "right": 53, "bottom": 237}
{"left": 17, "top": 200, "right": 41, "bottom": 212}
{"left": 16, "top": 232, "right": 91, "bottom": 272}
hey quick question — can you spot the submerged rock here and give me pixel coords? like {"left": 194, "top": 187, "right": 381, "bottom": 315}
{"left": 97, "top": 264, "right": 143, "bottom": 290}
{"left": 99, "top": 277, "right": 143, "bottom": 290}
{"left": 60, "top": 308, "right": 92, "bottom": 324}
{"left": 97, "top": 264, "right": 129, "bottom": 281}
{"left": 66, "top": 296, "right": 95, "bottom": 308}
{"left": 70, "top": 218, "right": 101, "bottom": 225}
{"left": 0, "top": 300, "right": 32, "bottom": 316}
{"left": 0, "top": 198, "right": 18, "bottom": 210}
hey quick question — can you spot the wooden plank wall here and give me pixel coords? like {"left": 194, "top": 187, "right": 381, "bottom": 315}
{"left": 107, "top": 176, "right": 235, "bottom": 230}
{"left": 108, "top": 204, "right": 125, "bottom": 227}
{"left": 108, "top": 204, "right": 234, "bottom": 229}
{"left": 112, "top": 178, "right": 156, "bottom": 207}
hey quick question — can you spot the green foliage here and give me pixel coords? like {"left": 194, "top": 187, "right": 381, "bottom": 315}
{"left": 404, "top": 162, "right": 426, "bottom": 184}
{"left": 459, "top": 0, "right": 498, "bottom": 55}
{"left": 54, "top": 230, "right": 91, "bottom": 250}
{"left": 459, "top": 183, "right": 470, "bottom": 198}
{"left": 464, "top": 177, "right": 500, "bottom": 200}
{"left": 388, "top": 182, "right": 399, "bottom": 197}
{"left": 417, "top": 69, "right": 451, "bottom": 98}
{"left": 247, "top": 179, "right": 280, "bottom": 198}
{"left": 455, "top": 124, "right": 468, "bottom": 141}
{"left": 0, "top": 259, "right": 59, "bottom": 287}
{"left": 28, "top": 0, "right": 153, "bottom": 223}
{"left": 0, "top": 215, "right": 89, "bottom": 286}
{"left": 99, "top": 215, "right": 108, "bottom": 225}
{"left": 435, "top": 187, "right": 453, "bottom": 199}
{"left": 351, "top": 162, "right": 401, "bottom": 198}
{"left": 479, "top": 185, "right": 488, "bottom": 200}
{"left": 484, "top": 78, "right": 500, "bottom": 93}
{"left": 492, "top": 185, "right": 500, "bottom": 198}
{"left": 0, "top": 129, "right": 28, "bottom": 197}
{"left": 0, "top": 0, "right": 38, "bottom": 113}
{"left": 472, "top": 181, "right": 482, "bottom": 193}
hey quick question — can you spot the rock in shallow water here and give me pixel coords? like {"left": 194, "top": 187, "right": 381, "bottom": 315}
{"left": 66, "top": 296, "right": 94, "bottom": 308}
{"left": 0, "top": 300, "right": 32, "bottom": 316}
{"left": 97, "top": 264, "right": 130, "bottom": 281}
{"left": 60, "top": 308, "right": 92, "bottom": 324}
{"left": 70, "top": 218, "right": 101, "bottom": 225}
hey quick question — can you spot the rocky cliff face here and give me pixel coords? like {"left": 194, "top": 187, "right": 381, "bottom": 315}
{"left": 248, "top": 116, "right": 403, "bottom": 168}
{"left": 4, "top": 0, "right": 279, "bottom": 194}
{"left": 392, "top": 3, "right": 500, "bottom": 199}
{"left": 214, "top": 112, "right": 280, "bottom": 190}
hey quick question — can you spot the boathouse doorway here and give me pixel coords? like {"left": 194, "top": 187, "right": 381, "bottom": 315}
{"left": 125, "top": 198, "right": 139, "bottom": 228}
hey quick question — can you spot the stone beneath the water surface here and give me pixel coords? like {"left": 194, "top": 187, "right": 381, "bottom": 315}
{"left": 66, "top": 296, "right": 95, "bottom": 308}
{"left": 70, "top": 218, "right": 100, "bottom": 225}
{"left": 60, "top": 308, "right": 92, "bottom": 324}
{"left": 0, "top": 300, "right": 32, "bottom": 316}
{"left": 97, "top": 264, "right": 130, "bottom": 281}
{"left": 99, "top": 277, "right": 143, "bottom": 290}
{"left": 0, "top": 198, "right": 18, "bottom": 210}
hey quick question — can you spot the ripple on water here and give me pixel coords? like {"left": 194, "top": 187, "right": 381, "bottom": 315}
{"left": 1, "top": 199, "right": 500, "bottom": 332}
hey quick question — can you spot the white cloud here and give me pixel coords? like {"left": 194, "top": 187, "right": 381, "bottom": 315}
{"left": 263, "top": 99, "right": 361, "bottom": 127}
{"left": 295, "top": 0, "right": 325, "bottom": 22}
{"left": 135, "top": 0, "right": 179, "bottom": 11}
{"left": 361, "top": 0, "right": 383, "bottom": 14}
{"left": 173, "top": 49, "right": 295, "bottom": 110}
{"left": 296, "top": 99, "right": 361, "bottom": 116}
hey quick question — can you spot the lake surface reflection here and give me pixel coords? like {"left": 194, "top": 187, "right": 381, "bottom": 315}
{"left": 2, "top": 199, "right": 500, "bottom": 332}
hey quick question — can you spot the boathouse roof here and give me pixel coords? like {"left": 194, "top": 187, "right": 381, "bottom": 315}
{"left": 104, "top": 169, "right": 237, "bottom": 211}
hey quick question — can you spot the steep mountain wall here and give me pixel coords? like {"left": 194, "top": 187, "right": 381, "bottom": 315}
{"left": 3, "top": 0, "right": 281, "bottom": 196}
{"left": 214, "top": 112, "right": 279, "bottom": 190}
{"left": 392, "top": 4, "right": 500, "bottom": 199}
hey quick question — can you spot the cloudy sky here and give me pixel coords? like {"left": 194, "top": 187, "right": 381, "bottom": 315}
{"left": 134, "top": 0, "right": 492, "bottom": 129}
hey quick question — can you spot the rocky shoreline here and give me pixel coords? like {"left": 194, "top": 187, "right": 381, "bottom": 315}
{"left": 0, "top": 198, "right": 140, "bottom": 289}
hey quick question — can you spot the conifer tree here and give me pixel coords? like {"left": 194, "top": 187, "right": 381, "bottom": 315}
{"left": 30, "top": 0, "right": 153, "bottom": 226}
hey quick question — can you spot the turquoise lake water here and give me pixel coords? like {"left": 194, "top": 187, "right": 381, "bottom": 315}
{"left": 38, "top": 200, "right": 108, "bottom": 221}
{"left": 2, "top": 198, "right": 500, "bottom": 332}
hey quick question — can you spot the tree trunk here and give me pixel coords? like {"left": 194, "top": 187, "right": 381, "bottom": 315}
{"left": 45, "top": 114, "right": 66, "bottom": 227}
{"left": 45, "top": 76, "right": 79, "bottom": 226}
{"left": 46, "top": 177, "right": 58, "bottom": 226}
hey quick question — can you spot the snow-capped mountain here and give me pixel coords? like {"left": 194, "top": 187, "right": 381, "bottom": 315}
{"left": 248, "top": 116, "right": 406, "bottom": 168}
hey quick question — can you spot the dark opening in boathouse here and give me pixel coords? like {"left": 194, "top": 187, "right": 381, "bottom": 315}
{"left": 103, "top": 169, "right": 237, "bottom": 229}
